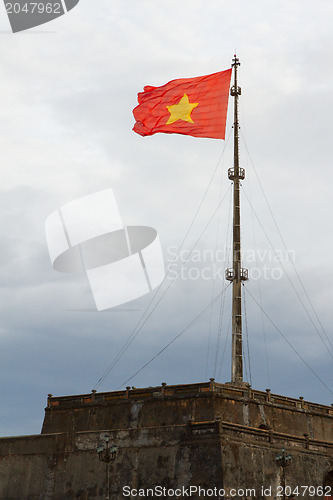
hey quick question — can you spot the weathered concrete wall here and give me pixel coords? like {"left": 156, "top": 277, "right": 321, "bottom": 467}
{"left": 0, "top": 422, "right": 332, "bottom": 499}
{"left": 0, "top": 382, "right": 332, "bottom": 500}
{"left": 42, "top": 382, "right": 333, "bottom": 442}
{"left": 41, "top": 393, "right": 216, "bottom": 434}
{"left": 0, "top": 424, "right": 224, "bottom": 499}
{"left": 220, "top": 421, "right": 333, "bottom": 499}
{"left": 0, "top": 434, "right": 67, "bottom": 499}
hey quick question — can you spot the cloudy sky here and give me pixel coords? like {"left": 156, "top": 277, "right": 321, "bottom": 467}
{"left": 0, "top": 0, "right": 332, "bottom": 437}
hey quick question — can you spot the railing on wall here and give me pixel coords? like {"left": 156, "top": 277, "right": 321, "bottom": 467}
{"left": 46, "top": 380, "right": 333, "bottom": 417}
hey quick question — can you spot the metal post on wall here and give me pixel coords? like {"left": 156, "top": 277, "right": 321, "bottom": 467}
{"left": 97, "top": 434, "right": 118, "bottom": 500}
{"left": 275, "top": 447, "right": 293, "bottom": 499}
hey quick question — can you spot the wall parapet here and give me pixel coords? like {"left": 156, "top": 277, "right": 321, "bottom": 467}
{"left": 46, "top": 381, "right": 333, "bottom": 418}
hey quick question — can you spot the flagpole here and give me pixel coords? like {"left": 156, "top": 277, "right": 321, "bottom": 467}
{"left": 226, "top": 55, "right": 249, "bottom": 386}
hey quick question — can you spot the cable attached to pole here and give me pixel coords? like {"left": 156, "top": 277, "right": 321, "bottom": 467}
{"left": 118, "top": 283, "right": 231, "bottom": 389}
{"left": 245, "top": 286, "right": 333, "bottom": 397}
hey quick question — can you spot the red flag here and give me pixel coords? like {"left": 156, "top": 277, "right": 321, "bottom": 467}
{"left": 133, "top": 69, "right": 232, "bottom": 140}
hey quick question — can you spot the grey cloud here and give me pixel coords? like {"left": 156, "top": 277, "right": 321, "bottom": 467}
{"left": 0, "top": 0, "right": 332, "bottom": 436}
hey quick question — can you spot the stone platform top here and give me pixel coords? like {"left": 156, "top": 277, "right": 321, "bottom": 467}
{"left": 46, "top": 380, "right": 333, "bottom": 417}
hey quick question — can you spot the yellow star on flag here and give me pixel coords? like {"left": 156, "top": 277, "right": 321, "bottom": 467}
{"left": 166, "top": 94, "right": 199, "bottom": 125}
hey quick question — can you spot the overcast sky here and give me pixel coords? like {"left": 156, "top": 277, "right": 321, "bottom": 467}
{"left": 0, "top": 0, "right": 333, "bottom": 437}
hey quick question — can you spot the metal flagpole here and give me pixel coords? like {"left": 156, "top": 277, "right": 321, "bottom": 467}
{"left": 226, "top": 55, "right": 249, "bottom": 386}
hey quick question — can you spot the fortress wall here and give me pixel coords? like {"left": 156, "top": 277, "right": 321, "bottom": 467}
{"left": 0, "top": 383, "right": 332, "bottom": 499}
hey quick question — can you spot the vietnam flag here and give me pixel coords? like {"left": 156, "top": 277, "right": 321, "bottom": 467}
{"left": 133, "top": 69, "right": 232, "bottom": 140}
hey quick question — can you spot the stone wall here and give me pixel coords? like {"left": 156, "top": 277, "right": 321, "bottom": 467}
{"left": 0, "top": 382, "right": 332, "bottom": 500}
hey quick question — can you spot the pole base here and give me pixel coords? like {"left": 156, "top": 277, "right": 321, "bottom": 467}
{"left": 225, "top": 381, "right": 251, "bottom": 389}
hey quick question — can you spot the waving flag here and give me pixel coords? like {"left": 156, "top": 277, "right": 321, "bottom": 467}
{"left": 133, "top": 69, "right": 232, "bottom": 139}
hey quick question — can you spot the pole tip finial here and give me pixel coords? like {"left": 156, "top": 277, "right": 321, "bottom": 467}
{"left": 232, "top": 54, "right": 240, "bottom": 67}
